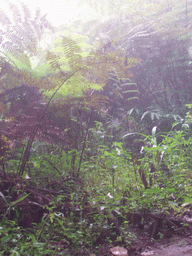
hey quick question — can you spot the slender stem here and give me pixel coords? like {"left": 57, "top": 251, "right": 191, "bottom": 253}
{"left": 77, "top": 109, "right": 93, "bottom": 178}
{"left": 112, "top": 169, "right": 115, "bottom": 198}
{"left": 19, "top": 68, "right": 83, "bottom": 176}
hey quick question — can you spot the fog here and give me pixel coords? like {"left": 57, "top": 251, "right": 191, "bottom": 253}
{"left": 2, "top": 0, "right": 104, "bottom": 26}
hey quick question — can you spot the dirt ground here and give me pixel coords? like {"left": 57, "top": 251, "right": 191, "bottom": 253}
{"left": 139, "top": 236, "right": 192, "bottom": 256}
{"left": 126, "top": 212, "right": 192, "bottom": 256}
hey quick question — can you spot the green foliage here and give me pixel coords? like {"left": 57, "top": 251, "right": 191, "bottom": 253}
{"left": 186, "top": 104, "right": 192, "bottom": 124}
{"left": 82, "top": 125, "right": 192, "bottom": 212}
{"left": 1, "top": 0, "right": 192, "bottom": 253}
{"left": 0, "top": 116, "right": 192, "bottom": 254}
{"left": 79, "top": 0, "right": 192, "bottom": 134}
{"left": 0, "top": 220, "right": 56, "bottom": 255}
{"left": 45, "top": 32, "right": 129, "bottom": 101}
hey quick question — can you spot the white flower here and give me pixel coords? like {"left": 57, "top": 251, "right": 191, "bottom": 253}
{"left": 25, "top": 174, "right": 30, "bottom": 180}
{"left": 116, "top": 147, "right": 121, "bottom": 156}
{"left": 140, "top": 146, "right": 144, "bottom": 154}
{"left": 107, "top": 193, "right": 113, "bottom": 198}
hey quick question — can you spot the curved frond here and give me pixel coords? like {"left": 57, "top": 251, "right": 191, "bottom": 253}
{"left": 62, "top": 36, "right": 82, "bottom": 58}
{"left": 22, "top": 3, "right": 31, "bottom": 20}
{"left": 0, "top": 9, "right": 11, "bottom": 26}
{"left": 46, "top": 51, "right": 61, "bottom": 71}
{"left": 34, "top": 8, "right": 41, "bottom": 21}
{"left": 9, "top": 3, "right": 22, "bottom": 24}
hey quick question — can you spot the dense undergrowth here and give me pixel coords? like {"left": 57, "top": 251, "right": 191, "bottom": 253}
{"left": 0, "top": 117, "right": 192, "bottom": 255}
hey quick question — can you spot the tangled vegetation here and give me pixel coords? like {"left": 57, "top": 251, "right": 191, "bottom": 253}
{"left": 0, "top": 0, "right": 192, "bottom": 255}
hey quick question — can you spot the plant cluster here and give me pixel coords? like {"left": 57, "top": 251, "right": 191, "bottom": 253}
{"left": 0, "top": 0, "right": 192, "bottom": 255}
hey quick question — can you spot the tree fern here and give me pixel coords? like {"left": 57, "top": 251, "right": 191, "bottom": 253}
{"left": 45, "top": 31, "right": 131, "bottom": 104}
{"left": 46, "top": 51, "right": 61, "bottom": 71}
{"left": 9, "top": 3, "right": 22, "bottom": 24}
{"left": 0, "top": 2, "right": 53, "bottom": 58}
{"left": 22, "top": 3, "right": 31, "bottom": 21}
{"left": 0, "top": 9, "right": 11, "bottom": 26}
{"left": 62, "top": 36, "right": 82, "bottom": 58}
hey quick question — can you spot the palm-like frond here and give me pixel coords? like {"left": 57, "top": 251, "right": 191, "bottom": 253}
{"left": 9, "top": 3, "right": 22, "bottom": 24}
{"left": 22, "top": 4, "right": 31, "bottom": 20}
{"left": 0, "top": 2, "right": 53, "bottom": 57}
{"left": 0, "top": 10, "right": 11, "bottom": 26}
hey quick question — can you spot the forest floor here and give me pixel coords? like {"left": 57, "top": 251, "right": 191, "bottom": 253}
{"left": 128, "top": 231, "right": 192, "bottom": 256}
{"left": 93, "top": 230, "right": 192, "bottom": 256}
{"left": 2, "top": 172, "right": 192, "bottom": 256}
{"left": 85, "top": 213, "right": 192, "bottom": 256}
{"left": 58, "top": 230, "right": 192, "bottom": 255}
{"left": 131, "top": 235, "right": 192, "bottom": 256}
{"left": 146, "top": 236, "right": 192, "bottom": 256}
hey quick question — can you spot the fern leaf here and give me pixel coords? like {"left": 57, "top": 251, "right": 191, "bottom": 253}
{"left": 22, "top": 4, "right": 31, "bottom": 20}
{"left": 2, "top": 41, "right": 13, "bottom": 52}
{"left": 46, "top": 51, "right": 60, "bottom": 71}
{"left": 39, "top": 13, "right": 53, "bottom": 31}
{"left": 34, "top": 8, "right": 41, "bottom": 22}
{"left": 109, "top": 77, "right": 119, "bottom": 83}
{"left": 126, "top": 97, "right": 139, "bottom": 101}
{"left": 9, "top": 3, "right": 22, "bottom": 24}
{"left": 0, "top": 9, "right": 11, "bottom": 26}
{"left": 62, "top": 36, "right": 81, "bottom": 58}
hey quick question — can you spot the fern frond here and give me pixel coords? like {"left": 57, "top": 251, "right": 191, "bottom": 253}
{"left": 22, "top": 3, "right": 31, "bottom": 20}
{"left": 62, "top": 36, "right": 81, "bottom": 58}
{"left": 126, "top": 96, "right": 139, "bottom": 101}
{"left": 0, "top": 9, "right": 11, "bottom": 26}
{"left": 2, "top": 42, "right": 13, "bottom": 53}
{"left": 40, "top": 13, "right": 53, "bottom": 31}
{"left": 9, "top": 3, "right": 22, "bottom": 24}
{"left": 83, "top": 94, "right": 108, "bottom": 111}
{"left": 46, "top": 51, "right": 60, "bottom": 71}
{"left": 34, "top": 8, "right": 41, "bottom": 22}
